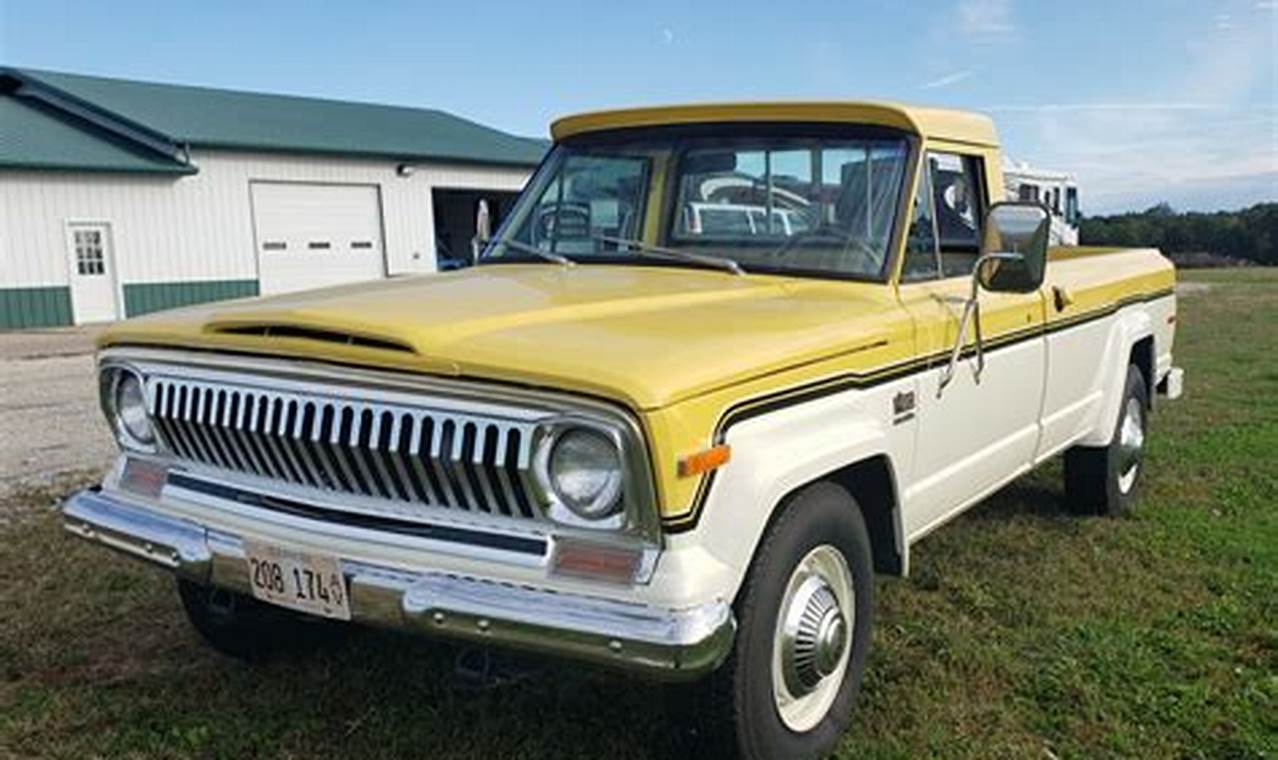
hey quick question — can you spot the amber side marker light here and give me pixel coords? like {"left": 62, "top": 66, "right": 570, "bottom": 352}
{"left": 678, "top": 444, "right": 731, "bottom": 478}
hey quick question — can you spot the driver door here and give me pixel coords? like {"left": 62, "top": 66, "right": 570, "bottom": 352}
{"left": 897, "top": 150, "right": 1047, "bottom": 539}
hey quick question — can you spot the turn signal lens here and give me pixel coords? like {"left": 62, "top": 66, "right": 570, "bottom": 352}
{"left": 552, "top": 538, "right": 642, "bottom": 584}
{"left": 678, "top": 444, "right": 731, "bottom": 478}
{"left": 120, "top": 457, "right": 168, "bottom": 499}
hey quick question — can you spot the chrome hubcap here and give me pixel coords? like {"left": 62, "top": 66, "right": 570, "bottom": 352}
{"left": 772, "top": 545, "right": 854, "bottom": 732}
{"left": 1117, "top": 397, "right": 1145, "bottom": 494}
{"left": 781, "top": 576, "right": 847, "bottom": 695}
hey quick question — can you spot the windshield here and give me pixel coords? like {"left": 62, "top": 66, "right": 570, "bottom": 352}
{"left": 483, "top": 127, "right": 912, "bottom": 279}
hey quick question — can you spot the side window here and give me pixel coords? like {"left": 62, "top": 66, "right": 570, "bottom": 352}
{"left": 929, "top": 152, "right": 985, "bottom": 278}
{"left": 901, "top": 163, "right": 940, "bottom": 282}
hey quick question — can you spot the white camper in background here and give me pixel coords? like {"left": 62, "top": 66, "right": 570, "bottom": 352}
{"left": 1003, "top": 158, "right": 1080, "bottom": 246}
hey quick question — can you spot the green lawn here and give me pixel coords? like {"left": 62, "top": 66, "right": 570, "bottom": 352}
{"left": 2, "top": 269, "right": 1275, "bottom": 758}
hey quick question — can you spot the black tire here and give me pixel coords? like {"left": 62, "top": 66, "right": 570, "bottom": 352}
{"left": 1064, "top": 364, "right": 1149, "bottom": 516}
{"left": 176, "top": 578, "right": 342, "bottom": 661}
{"left": 679, "top": 481, "right": 874, "bottom": 760}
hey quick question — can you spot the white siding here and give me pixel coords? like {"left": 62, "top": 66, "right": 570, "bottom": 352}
{"left": 0, "top": 149, "right": 532, "bottom": 290}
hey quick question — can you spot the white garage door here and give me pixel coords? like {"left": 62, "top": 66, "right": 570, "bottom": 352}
{"left": 251, "top": 182, "right": 386, "bottom": 295}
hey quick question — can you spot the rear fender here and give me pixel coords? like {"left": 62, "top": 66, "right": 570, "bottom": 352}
{"left": 1077, "top": 307, "right": 1153, "bottom": 447}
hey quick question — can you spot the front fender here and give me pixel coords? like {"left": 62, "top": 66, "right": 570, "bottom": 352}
{"left": 666, "top": 381, "right": 908, "bottom": 603}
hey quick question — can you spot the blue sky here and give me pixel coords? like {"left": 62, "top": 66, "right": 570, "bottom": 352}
{"left": 1, "top": 0, "right": 1274, "bottom": 214}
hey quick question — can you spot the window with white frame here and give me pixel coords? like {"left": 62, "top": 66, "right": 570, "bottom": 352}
{"left": 73, "top": 229, "right": 106, "bottom": 276}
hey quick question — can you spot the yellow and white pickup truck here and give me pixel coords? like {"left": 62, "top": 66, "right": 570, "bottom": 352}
{"left": 65, "top": 102, "right": 1184, "bottom": 759}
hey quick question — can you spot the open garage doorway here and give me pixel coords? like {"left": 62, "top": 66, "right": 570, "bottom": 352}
{"left": 432, "top": 189, "right": 520, "bottom": 270}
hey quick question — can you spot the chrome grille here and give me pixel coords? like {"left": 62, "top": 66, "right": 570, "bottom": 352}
{"left": 147, "top": 377, "right": 541, "bottom": 521}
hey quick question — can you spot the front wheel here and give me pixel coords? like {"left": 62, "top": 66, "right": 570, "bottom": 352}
{"left": 686, "top": 482, "right": 874, "bottom": 759}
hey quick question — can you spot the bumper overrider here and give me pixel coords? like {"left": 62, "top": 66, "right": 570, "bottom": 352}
{"left": 62, "top": 487, "right": 735, "bottom": 680}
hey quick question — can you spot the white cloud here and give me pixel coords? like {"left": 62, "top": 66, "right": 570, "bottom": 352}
{"left": 988, "top": 103, "right": 1223, "bottom": 112}
{"left": 986, "top": 6, "right": 1276, "bottom": 213}
{"left": 957, "top": 0, "right": 1016, "bottom": 42}
{"left": 995, "top": 104, "right": 1277, "bottom": 212}
{"left": 921, "top": 68, "right": 976, "bottom": 89}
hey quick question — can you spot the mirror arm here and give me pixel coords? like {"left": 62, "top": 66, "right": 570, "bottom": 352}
{"left": 938, "top": 295, "right": 978, "bottom": 395}
{"left": 937, "top": 252, "right": 1022, "bottom": 397}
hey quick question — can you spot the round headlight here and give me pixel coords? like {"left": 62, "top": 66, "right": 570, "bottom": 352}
{"left": 548, "top": 428, "right": 623, "bottom": 519}
{"left": 114, "top": 371, "right": 155, "bottom": 446}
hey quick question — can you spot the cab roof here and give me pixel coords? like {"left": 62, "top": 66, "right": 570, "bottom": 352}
{"left": 550, "top": 101, "right": 999, "bottom": 147}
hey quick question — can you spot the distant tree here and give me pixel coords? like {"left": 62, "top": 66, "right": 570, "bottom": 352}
{"left": 1080, "top": 202, "right": 1277, "bottom": 265}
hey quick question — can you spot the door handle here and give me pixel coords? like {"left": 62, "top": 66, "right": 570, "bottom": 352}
{"left": 1053, "top": 286, "right": 1074, "bottom": 312}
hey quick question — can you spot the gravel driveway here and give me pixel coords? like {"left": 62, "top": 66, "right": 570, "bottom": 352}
{"left": 0, "top": 327, "right": 116, "bottom": 497}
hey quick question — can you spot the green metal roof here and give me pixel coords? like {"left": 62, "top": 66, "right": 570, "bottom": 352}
{"left": 0, "top": 95, "right": 194, "bottom": 174}
{"left": 13, "top": 68, "right": 547, "bottom": 167}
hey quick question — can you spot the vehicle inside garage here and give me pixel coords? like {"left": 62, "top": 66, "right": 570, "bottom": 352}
{"left": 432, "top": 189, "right": 521, "bottom": 269}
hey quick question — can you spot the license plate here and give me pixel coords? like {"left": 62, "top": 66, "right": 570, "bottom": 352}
{"left": 243, "top": 540, "right": 351, "bottom": 621}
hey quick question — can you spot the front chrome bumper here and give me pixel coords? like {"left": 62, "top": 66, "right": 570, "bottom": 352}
{"left": 62, "top": 488, "right": 735, "bottom": 680}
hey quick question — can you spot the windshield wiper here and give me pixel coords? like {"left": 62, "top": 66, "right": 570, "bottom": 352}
{"left": 485, "top": 238, "right": 575, "bottom": 268}
{"left": 592, "top": 234, "right": 745, "bottom": 276}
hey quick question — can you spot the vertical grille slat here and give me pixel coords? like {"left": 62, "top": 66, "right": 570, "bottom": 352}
{"left": 170, "top": 384, "right": 199, "bottom": 462}
{"left": 426, "top": 417, "right": 459, "bottom": 508}
{"left": 491, "top": 426, "right": 521, "bottom": 518}
{"left": 291, "top": 402, "right": 326, "bottom": 490}
{"left": 349, "top": 408, "right": 387, "bottom": 499}
{"left": 250, "top": 395, "right": 286, "bottom": 481}
{"left": 367, "top": 411, "right": 406, "bottom": 501}
{"left": 144, "top": 376, "right": 543, "bottom": 525}
{"left": 276, "top": 399, "right": 316, "bottom": 488}
{"left": 192, "top": 387, "right": 225, "bottom": 468}
{"left": 266, "top": 397, "right": 303, "bottom": 485}
{"left": 380, "top": 412, "right": 414, "bottom": 502}
{"left": 472, "top": 424, "right": 502, "bottom": 515}
{"left": 229, "top": 392, "right": 266, "bottom": 477}
{"left": 153, "top": 383, "right": 186, "bottom": 458}
{"left": 241, "top": 394, "right": 278, "bottom": 480}
{"left": 330, "top": 406, "right": 367, "bottom": 495}
{"left": 445, "top": 420, "right": 477, "bottom": 511}
{"left": 211, "top": 390, "right": 246, "bottom": 472}
{"left": 407, "top": 415, "right": 442, "bottom": 506}
{"left": 181, "top": 385, "right": 215, "bottom": 465}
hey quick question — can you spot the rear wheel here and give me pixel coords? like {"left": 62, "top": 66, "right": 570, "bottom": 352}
{"left": 1064, "top": 364, "right": 1149, "bottom": 516}
{"left": 176, "top": 579, "right": 342, "bottom": 661}
{"left": 682, "top": 482, "right": 874, "bottom": 759}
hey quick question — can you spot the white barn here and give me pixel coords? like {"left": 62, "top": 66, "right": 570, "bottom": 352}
{"left": 0, "top": 68, "right": 546, "bottom": 328}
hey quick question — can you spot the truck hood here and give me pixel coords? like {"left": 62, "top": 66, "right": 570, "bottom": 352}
{"left": 100, "top": 265, "right": 903, "bottom": 410}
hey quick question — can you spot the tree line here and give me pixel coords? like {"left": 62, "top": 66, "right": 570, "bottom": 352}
{"left": 1079, "top": 202, "right": 1276, "bottom": 266}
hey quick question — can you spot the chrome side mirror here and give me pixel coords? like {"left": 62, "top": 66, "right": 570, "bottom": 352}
{"left": 938, "top": 202, "right": 1050, "bottom": 396}
{"left": 976, "top": 202, "right": 1050, "bottom": 293}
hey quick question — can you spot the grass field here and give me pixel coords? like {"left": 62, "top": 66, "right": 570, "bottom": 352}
{"left": 2, "top": 269, "right": 1275, "bottom": 758}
